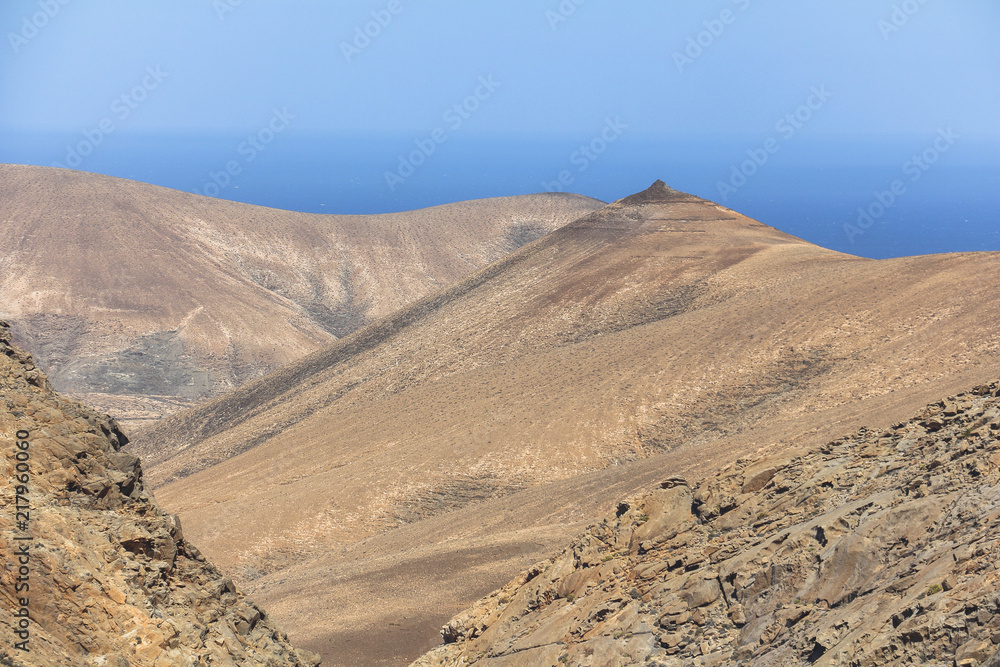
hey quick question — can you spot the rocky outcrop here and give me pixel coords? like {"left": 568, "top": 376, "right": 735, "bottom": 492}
{"left": 0, "top": 321, "right": 320, "bottom": 666}
{"left": 414, "top": 382, "right": 1000, "bottom": 666}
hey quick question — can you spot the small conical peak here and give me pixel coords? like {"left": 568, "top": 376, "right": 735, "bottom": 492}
{"left": 614, "top": 180, "right": 698, "bottom": 207}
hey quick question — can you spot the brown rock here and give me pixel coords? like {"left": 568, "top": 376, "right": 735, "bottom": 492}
{"left": 681, "top": 578, "right": 721, "bottom": 609}
{"left": 0, "top": 327, "right": 317, "bottom": 666}
{"left": 956, "top": 638, "right": 994, "bottom": 665}
{"left": 741, "top": 465, "right": 778, "bottom": 494}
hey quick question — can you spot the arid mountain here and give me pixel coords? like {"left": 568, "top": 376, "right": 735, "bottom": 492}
{"left": 414, "top": 381, "right": 1000, "bottom": 667}
{"left": 136, "top": 181, "right": 999, "bottom": 665}
{"left": 0, "top": 164, "right": 601, "bottom": 427}
{"left": 0, "top": 321, "right": 319, "bottom": 666}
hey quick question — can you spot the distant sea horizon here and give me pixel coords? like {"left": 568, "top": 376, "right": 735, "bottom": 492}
{"left": 2, "top": 130, "right": 997, "bottom": 261}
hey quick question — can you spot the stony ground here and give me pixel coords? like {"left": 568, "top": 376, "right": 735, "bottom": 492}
{"left": 0, "top": 321, "right": 319, "bottom": 666}
{"left": 414, "top": 381, "right": 1000, "bottom": 666}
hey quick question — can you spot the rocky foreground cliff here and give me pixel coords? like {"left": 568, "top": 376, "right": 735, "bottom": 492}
{"left": 0, "top": 321, "right": 319, "bottom": 666}
{"left": 415, "top": 381, "right": 1000, "bottom": 666}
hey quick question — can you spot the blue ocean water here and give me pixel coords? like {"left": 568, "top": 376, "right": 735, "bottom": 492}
{"left": 1, "top": 130, "right": 997, "bottom": 260}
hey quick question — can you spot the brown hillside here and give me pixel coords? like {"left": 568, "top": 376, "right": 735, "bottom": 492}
{"left": 0, "top": 164, "right": 602, "bottom": 427}
{"left": 139, "top": 181, "right": 1000, "bottom": 665}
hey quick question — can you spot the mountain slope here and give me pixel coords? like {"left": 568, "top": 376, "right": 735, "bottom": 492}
{"left": 138, "top": 181, "right": 1000, "bottom": 664}
{"left": 0, "top": 321, "right": 320, "bottom": 666}
{"left": 413, "top": 381, "right": 1000, "bottom": 667}
{"left": 0, "top": 164, "right": 602, "bottom": 426}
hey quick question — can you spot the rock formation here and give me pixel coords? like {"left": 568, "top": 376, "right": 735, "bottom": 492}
{"left": 0, "top": 321, "right": 319, "bottom": 666}
{"left": 415, "top": 381, "right": 1000, "bottom": 666}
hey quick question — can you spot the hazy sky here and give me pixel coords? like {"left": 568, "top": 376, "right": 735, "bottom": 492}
{"left": 2, "top": 1, "right": 998, "bottom": 141}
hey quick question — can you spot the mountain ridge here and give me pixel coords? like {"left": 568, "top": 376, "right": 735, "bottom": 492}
{"left": 0, "top": 163, "right": 603, "bottom": 427}
{"left": 133, "top": 182, "right": 824, "bottom": 478}
{"left": 136, "top": 182, "right": 999, "bottom": 663}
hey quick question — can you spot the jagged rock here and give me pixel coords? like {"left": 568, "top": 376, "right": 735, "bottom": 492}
{"left": 412, "top": 380, "right": 1000, "bottom": 667}
{"left": 0, "top": 322, "right": 318, "bottom": 665}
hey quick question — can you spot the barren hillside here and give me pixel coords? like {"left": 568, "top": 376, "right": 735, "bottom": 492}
{"left": 0, "top": 164, "right": 602, "bottom": 426}
{"left": 137, "top": 181, "right": 999, "bottom": 665}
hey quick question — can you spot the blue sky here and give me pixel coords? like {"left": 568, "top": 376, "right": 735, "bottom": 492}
{"left": 0, "top": 2, "right": 997, "bottom": 258}
{"left": 2, "top": 1, "right": 997, "bottom": 139}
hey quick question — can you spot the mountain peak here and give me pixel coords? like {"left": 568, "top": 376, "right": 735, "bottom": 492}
{"left": 0, "top": 164, "right": 603, "bottom": 428}
{"left": 614, "top": 180, "right": 697, "bottom": 207}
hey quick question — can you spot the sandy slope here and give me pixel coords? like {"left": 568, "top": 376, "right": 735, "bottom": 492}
{"left": 140, "top": 182, "right": 999, "bottom": 664}
{"left": 0, "top": 164, "right": 602, "bottom": 427}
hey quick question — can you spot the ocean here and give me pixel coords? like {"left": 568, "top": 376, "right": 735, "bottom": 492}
{"left": 2, "top": 130, "right": 997, "bottom": 260}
